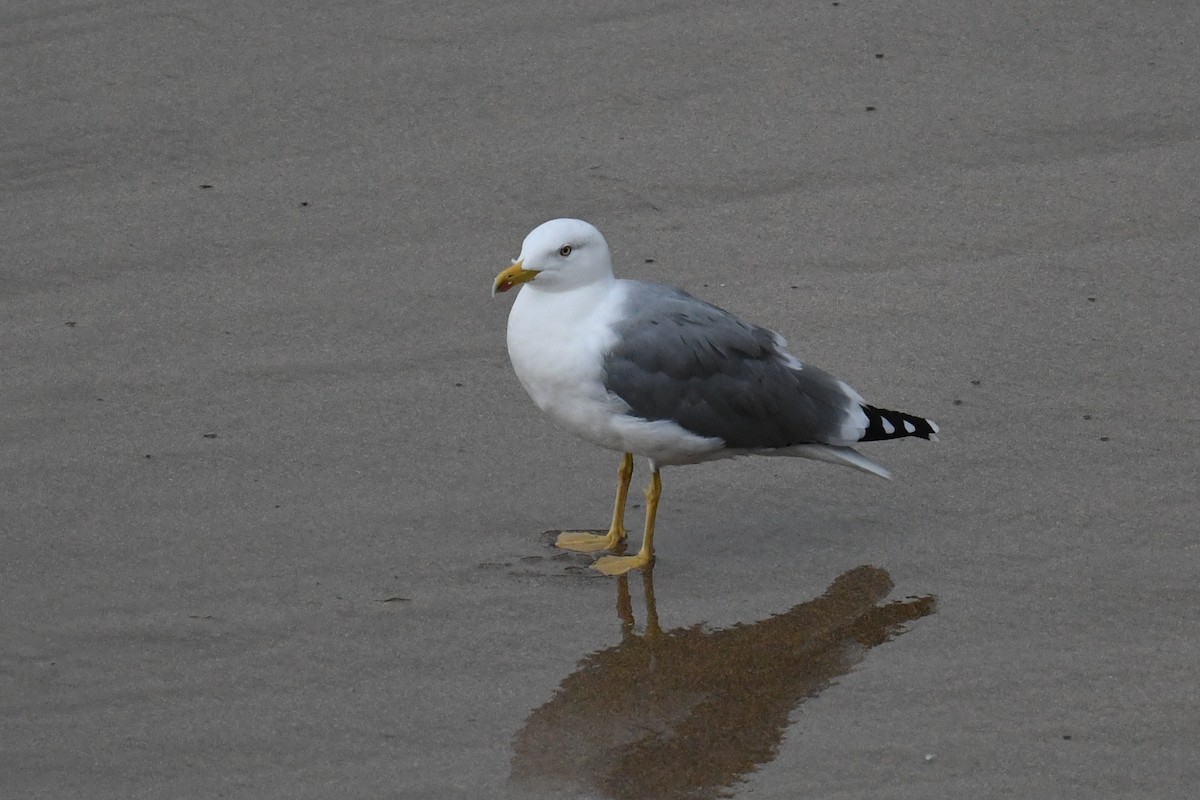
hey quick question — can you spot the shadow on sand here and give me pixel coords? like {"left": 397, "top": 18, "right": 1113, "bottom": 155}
{"left": 509, "top": 564, "right": 935, "bottom": 799}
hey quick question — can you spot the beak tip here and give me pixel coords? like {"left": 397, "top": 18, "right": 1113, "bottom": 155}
{"left": 492, "top": 260, "right": 532, "bottom": 297}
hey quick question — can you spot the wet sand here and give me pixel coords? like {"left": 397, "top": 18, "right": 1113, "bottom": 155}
{"left": 4, "top": 1, "right": 1198, "bottom": 798}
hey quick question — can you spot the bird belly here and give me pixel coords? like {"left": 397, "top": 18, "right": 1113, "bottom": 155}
{"left": 506, "top": 287, "right": 722, "bottom": 463}
{"left": 510, "top": 352, "right": 723, "bottom": 464}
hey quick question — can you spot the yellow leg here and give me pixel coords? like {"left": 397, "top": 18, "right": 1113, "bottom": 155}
{"left": 556, "top": 453, "right": 634, "bottom": 553}
{"left": 594, "top": 468, "right": 660, "bottom": 575}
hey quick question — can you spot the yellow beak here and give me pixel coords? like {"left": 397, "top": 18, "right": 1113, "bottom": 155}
{"left": 492, "top": 260, "right": 540, "bottom": 296}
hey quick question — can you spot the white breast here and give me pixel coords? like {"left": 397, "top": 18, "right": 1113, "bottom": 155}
{"left": 506, "top": 280, "right": 724, "bottom": 465}
{"left": 506, "top": 281, "right": 628, "bottom": 450}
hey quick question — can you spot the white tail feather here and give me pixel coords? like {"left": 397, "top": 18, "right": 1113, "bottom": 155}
{"left": 777, "top": 444, "right": 893, "bottom": 480}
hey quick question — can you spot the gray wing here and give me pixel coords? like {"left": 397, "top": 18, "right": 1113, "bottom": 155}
{"left": 602, "top": 281, "right": 861, "bottom": 448}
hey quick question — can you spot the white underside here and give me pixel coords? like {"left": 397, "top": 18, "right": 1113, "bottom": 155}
{"left": 506, "top": 279, "right": 890, "bottom": 478}
{"left": 507, "top": 280, "right": 724, "bottom": 465}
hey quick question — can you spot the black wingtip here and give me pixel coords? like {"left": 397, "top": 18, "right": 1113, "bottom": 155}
{"left": 859, "top": 405, "right": 939, "bottom": 442}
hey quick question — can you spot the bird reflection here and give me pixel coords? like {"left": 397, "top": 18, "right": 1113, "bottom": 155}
{"left": 509, "top": 565, "right": 934, "bottom": 799}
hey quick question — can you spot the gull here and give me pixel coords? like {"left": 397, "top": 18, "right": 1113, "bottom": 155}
{"left": 493, "top": 219, "right": 938, "bottom": 574}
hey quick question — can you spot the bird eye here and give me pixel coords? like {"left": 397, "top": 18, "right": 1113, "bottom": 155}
{"left": 558, "top": 245, "right": 572, "bottom": 257}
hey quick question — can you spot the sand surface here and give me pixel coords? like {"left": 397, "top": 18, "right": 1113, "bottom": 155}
{"left": 4, "top": 1, "right": 1198, "bottom": 798}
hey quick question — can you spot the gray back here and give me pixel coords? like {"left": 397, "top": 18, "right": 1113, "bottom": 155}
{"left": 602, "top": 282, "right": 855, "bottom": 448}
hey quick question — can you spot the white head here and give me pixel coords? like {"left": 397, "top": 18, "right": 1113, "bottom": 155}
{"left": 492, "top": 218, "right": 614, "bottom": 296}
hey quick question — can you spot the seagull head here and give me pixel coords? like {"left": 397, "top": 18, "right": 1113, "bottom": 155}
{"left": 493, "top": 218, "right": 613, "bottom": 296}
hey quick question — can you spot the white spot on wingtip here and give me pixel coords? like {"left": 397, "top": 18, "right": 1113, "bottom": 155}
{"left": 903, "top": 420, "right": 916, "bottom": 434}
{"left": 882, "top": 419, "right": 895, "bottom": 435}
{"left": 929, "top": 420, "right": 940, "bottom": 433}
